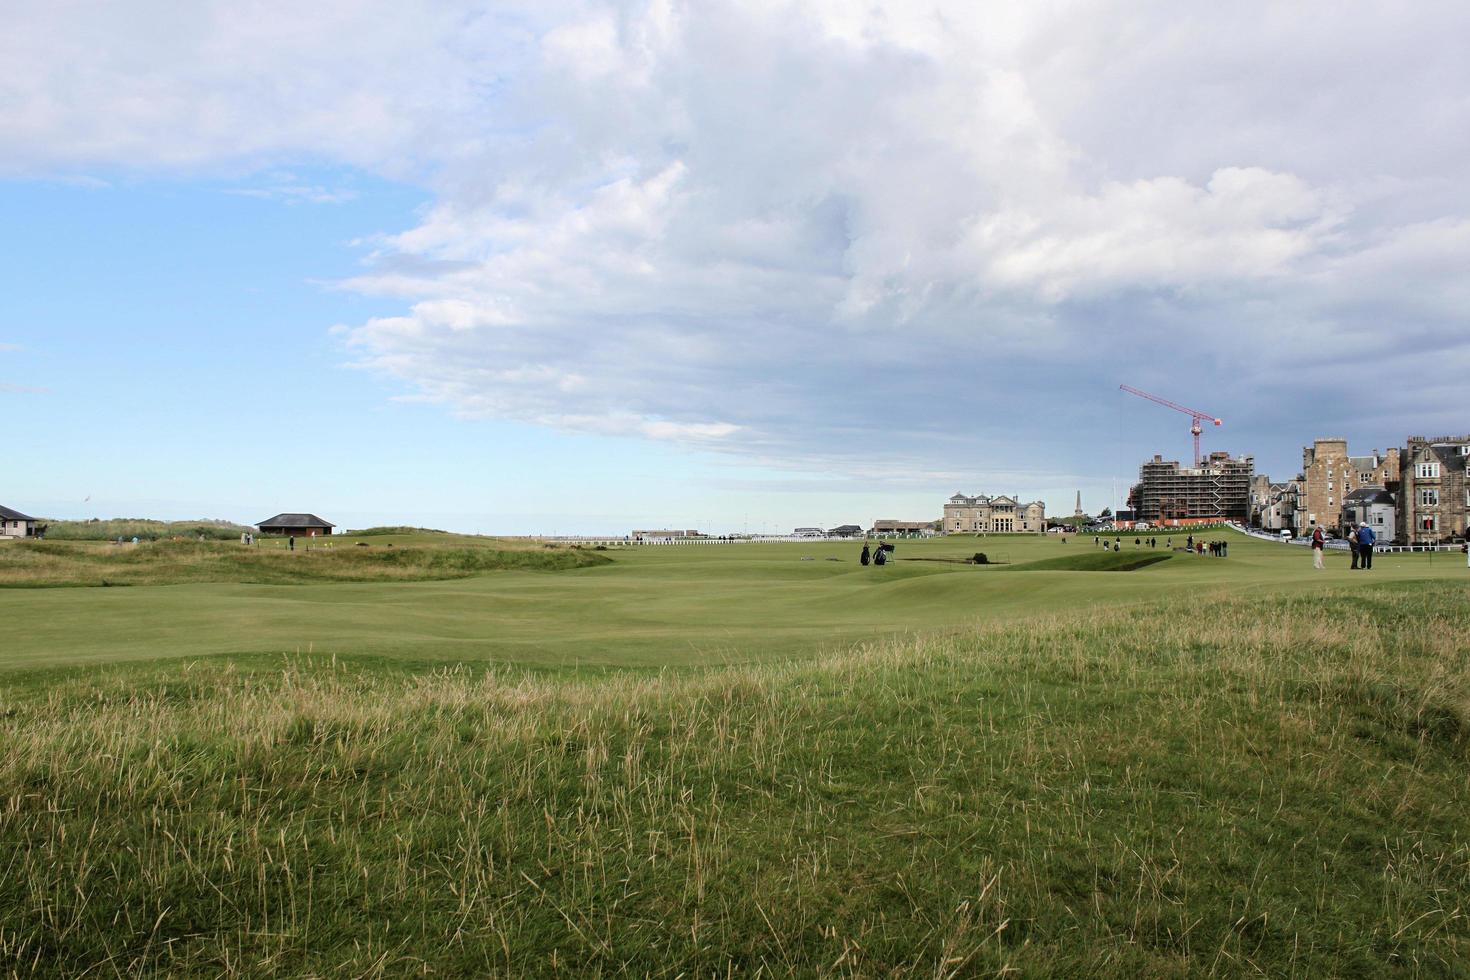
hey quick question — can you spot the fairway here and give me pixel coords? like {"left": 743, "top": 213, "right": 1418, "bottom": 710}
{"left": 0, "top": 529, "right": 1463, "bottom": 672}
{"left": 5, "top": 529, "right": 1470, "bottom": 975}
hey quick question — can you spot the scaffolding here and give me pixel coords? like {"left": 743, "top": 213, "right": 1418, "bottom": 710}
{"left": 1133, "top": 452, "right": 1254, "bottom": 524}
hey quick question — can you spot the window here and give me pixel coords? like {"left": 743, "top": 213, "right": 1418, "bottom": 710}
{"left": 1419, "top": 489, "right": 1439, "bottom": 506}
{"left": 1458, "top": 445, "right": 1470, "bottom": 456}
{"left": 1421, "top": 516, "right": 1439, "bottom": 533}
{"left": 1417, "top": 462, "right": 1440, "bottom": 479}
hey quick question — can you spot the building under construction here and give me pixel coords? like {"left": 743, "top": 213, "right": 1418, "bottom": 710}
{"left": 1131, "top": 451, "right": 1255, "bottom": 525}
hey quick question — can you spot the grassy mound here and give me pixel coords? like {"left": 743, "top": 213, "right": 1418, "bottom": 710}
{"left": 1008, "top": 550, "right": 1174, "bottom": 572}
{"left": 0, "top": 539, "right": 611, "bottom": 588}
{"left": 2, "top": 587, "right": 1468, "bottom": 974}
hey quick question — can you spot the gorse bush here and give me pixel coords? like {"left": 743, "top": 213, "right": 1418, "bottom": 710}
{"left": 3, "top": 587, "right": 1469, "bottom": 975}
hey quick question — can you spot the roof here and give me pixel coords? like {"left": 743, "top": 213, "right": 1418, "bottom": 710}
{"left": 256, "top": 513, "right": 335, "bottom": 528}
{"left": 1345, "top": 487, "right": 1394, "bottom": 505}
{"left": 0, "top": 505, "right": 37, "bottom": 521}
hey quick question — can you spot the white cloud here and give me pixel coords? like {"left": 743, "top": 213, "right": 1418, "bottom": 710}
{"left": 6, "top": 0, "right": 1470, "bottom": 478}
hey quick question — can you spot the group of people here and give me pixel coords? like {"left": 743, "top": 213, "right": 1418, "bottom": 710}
{"left": 1310, "top": 522, "right": 1375, "bottom": 569}
{"left": 1088, "top": 534, "right": 1228, "bottom": 557}
{"left": 1183, "top": 534, "right": 1228, "bottom": 557}
{"left": 859, "top": 541, "right": 894, "bottom": 566}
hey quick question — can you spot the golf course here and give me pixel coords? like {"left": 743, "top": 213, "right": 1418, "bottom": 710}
{"left": 2, "top": 529, "right": 1469, "bottom": 975}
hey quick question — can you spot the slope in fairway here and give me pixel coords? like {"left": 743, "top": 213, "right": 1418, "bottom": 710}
{"left": 2, "top": 530, "right": 1463, "bottom": 672}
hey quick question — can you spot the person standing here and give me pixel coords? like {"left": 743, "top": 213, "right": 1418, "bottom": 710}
{"left": 1357, "top": 521, "right": 1375, "bottom": 570}
{"left": 288, "top": 535, "right": 295, "bottom": 552}
{"left": 1311, "top": 525, "right": 1325, "bottom": 569}
{"left": 1348, "top": 524, "right": 1360, "bottom": 569}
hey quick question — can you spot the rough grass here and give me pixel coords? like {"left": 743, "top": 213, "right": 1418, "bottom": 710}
{"left": 38, "top": 518, "right": 254, "bottom": 542}
{"left": 0, "top": 539, "right": 611, "bottom": 588}
{"left": 3, "top": 586, "right": 1469, "bottom": 976}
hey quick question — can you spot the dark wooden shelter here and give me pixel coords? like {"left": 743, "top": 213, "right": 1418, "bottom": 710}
{"left": 256, "top": 513, "right": 335, "bottom": 536}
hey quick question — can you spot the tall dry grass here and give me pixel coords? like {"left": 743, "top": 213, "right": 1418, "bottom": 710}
{"left": 2, "top": 588, "right": 1469, "bottom": 975}
{"left": 0, "top": 539, "right": 609, "bottom": 588}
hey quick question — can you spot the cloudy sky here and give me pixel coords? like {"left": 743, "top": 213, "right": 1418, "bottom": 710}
{"left": 4, "top": 1, "right": 1467, "bottom": 533}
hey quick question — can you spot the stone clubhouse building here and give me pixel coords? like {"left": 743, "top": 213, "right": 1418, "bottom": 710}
{"left": 943, "top": 494, "right": 1046, "bottom": 534}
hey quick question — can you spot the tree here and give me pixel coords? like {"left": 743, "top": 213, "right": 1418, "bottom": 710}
{"left": 1100, "top": 507, "right": 1113, "bottom": 518}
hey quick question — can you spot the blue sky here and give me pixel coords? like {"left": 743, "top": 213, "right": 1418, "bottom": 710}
{"left": 3, "top": 2, "right": 1468, "bottom": 534}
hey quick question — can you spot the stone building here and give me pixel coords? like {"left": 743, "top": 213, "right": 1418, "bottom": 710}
{"left": 1300, "top": 439, "right": 1399, "bottom": 532}
{"left": 1254, "top": 478, "right": 1305, "bottom": 533}
{"left": 1130, "top": 452, "right": 1254, "bottom": 525}
{"left": 943, "top": 494, "right": 1046, "bottom": 534}
{"left": 1342, "top": 487, "right": 1396, "bottom": 542}
{"left": 1398, "top": 435, "right": 1470, "bottom": 543}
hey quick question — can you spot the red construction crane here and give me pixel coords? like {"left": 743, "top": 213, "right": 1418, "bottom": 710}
{"left": 1119, "top": 385, "right": 1223, "bottom": 467}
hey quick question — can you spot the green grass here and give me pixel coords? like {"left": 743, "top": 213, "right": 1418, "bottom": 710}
{"left": 1003, "top": 549, "right": 1174, "bottom": 571}
{"left": 0, "top": 538, "right": 609, "bottom": 589}
{"left": 0, "top": 529, "right": 1461, "bottom": 671}
{"left": 37, "top": 517, "right": 254, "bottom": 541}
{"left": 3, "top": 529, "right": 1470, "bottom": 974}
{"left": 3, "top": 585, "right": 1470, "bottom": 975}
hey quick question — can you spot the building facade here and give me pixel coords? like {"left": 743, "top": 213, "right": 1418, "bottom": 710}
{"left": 1253, "top": 479, "right": 1304, "bottom": 533}
{"left": 1300, "top": 439, "right": 1399, "bottom": 532}
{"left": 0, "top": 505, "right": 37, "bottom": 539}
{"left": 1342, "top": 487, "right": 1396, "bottom": 542}
{"left": 943, "top": 494, "right": 1046, "bottom": 534}
{"left": 871, "top": 520, "right": 939, "bottom": 537}
{"left": 257, "top": 513, "right": 335, "bottom": 536}
{"left": 1398, "top": 435, "right": 1470, "bottom": 543}
{"left": 1131, "top": 452, "right": 1254, "bottom": 525}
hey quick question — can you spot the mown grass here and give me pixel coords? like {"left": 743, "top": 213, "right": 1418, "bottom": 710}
{"left": 3, "top": 586, "right": 1469, "bottom": 976}
{"left": 0, "top": 539, "right": 610, "bottom": 588}
{"left": 1004, "top": 550, "right": 1175, "bottom": 572}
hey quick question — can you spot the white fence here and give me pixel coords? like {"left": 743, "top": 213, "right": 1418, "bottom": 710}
{"left": 1234, "top": 524, "right": 1462, "bottom": 554}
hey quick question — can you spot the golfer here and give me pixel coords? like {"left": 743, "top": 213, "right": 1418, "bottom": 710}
{"left": 1357, "top": 521, "right": 1375, "bottom": 570}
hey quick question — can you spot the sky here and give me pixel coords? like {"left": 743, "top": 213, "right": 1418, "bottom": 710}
{"left": 3, "top": 1, "right": 1468, "bottom": 534}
